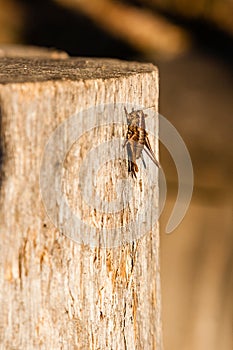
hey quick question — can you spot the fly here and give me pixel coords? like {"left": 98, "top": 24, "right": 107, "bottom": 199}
{"left": 123, "top": 106, "right": 160, "bottom": 178}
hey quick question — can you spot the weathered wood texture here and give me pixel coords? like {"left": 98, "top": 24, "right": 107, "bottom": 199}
{"left": 0, "top": 56, "right": 161, "bottom": 349}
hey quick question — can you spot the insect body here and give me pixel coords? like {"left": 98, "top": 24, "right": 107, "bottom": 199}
{"left": 123, "top": 107, "right": 160, "bottom": 178}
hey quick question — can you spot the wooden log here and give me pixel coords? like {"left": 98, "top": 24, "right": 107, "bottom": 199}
{"left": 0, "top": 55, "right": 161, "bottom": 349}
{"left": 55, "top": 0, "right": 190, "bottom": 58}
{"left": 0, "top": 44, "right": 69, "bottom": 58}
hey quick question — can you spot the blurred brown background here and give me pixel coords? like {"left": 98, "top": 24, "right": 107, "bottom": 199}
{"left": 0, "top": 0, "right": 232, "bottom": 349}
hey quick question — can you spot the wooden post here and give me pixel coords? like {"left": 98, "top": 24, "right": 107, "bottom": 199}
{"left": 0, "top": 53, "right": 161, "bottom": 349}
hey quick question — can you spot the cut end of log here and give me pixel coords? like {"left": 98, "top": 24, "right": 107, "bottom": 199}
{"left": 0, "top": 56, "right": 157, "bottom": 84}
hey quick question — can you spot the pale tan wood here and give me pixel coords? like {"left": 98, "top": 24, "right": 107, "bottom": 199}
{"left": 161, "top": 197, "right": 233, "bottom": 350}
{"left": 0, "top": 56, "right": 161, "bottom": 349}
{"left": 0, "top": 44, "right": 69, "bottom": 58}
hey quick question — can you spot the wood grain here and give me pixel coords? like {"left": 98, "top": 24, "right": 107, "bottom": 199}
{"left": 0, "top": 56, "right": 161, "bottom": 349}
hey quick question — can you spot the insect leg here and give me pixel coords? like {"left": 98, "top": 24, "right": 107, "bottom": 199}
{"left": 127, "top": 142, "right": 138, "bottom": 178}
{"left": 141, "top": 152, "right": 146, "bottom": 168}
{"left": 124, "top": 106, "right": 128, "bottom": 118}
{"left": 144, "top": 135, "right": 161, "bottom": 168}
{"left": 123, "top": 139, "right": 128, "bottom": 148}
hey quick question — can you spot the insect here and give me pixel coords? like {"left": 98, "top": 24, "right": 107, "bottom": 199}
{"left": 123, "top": 106, "right": 160, "bottom": 178}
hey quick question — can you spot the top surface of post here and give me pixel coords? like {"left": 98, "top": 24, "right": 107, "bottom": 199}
{"left": 0, "top": 57, "right": 158, "bottom": 84}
